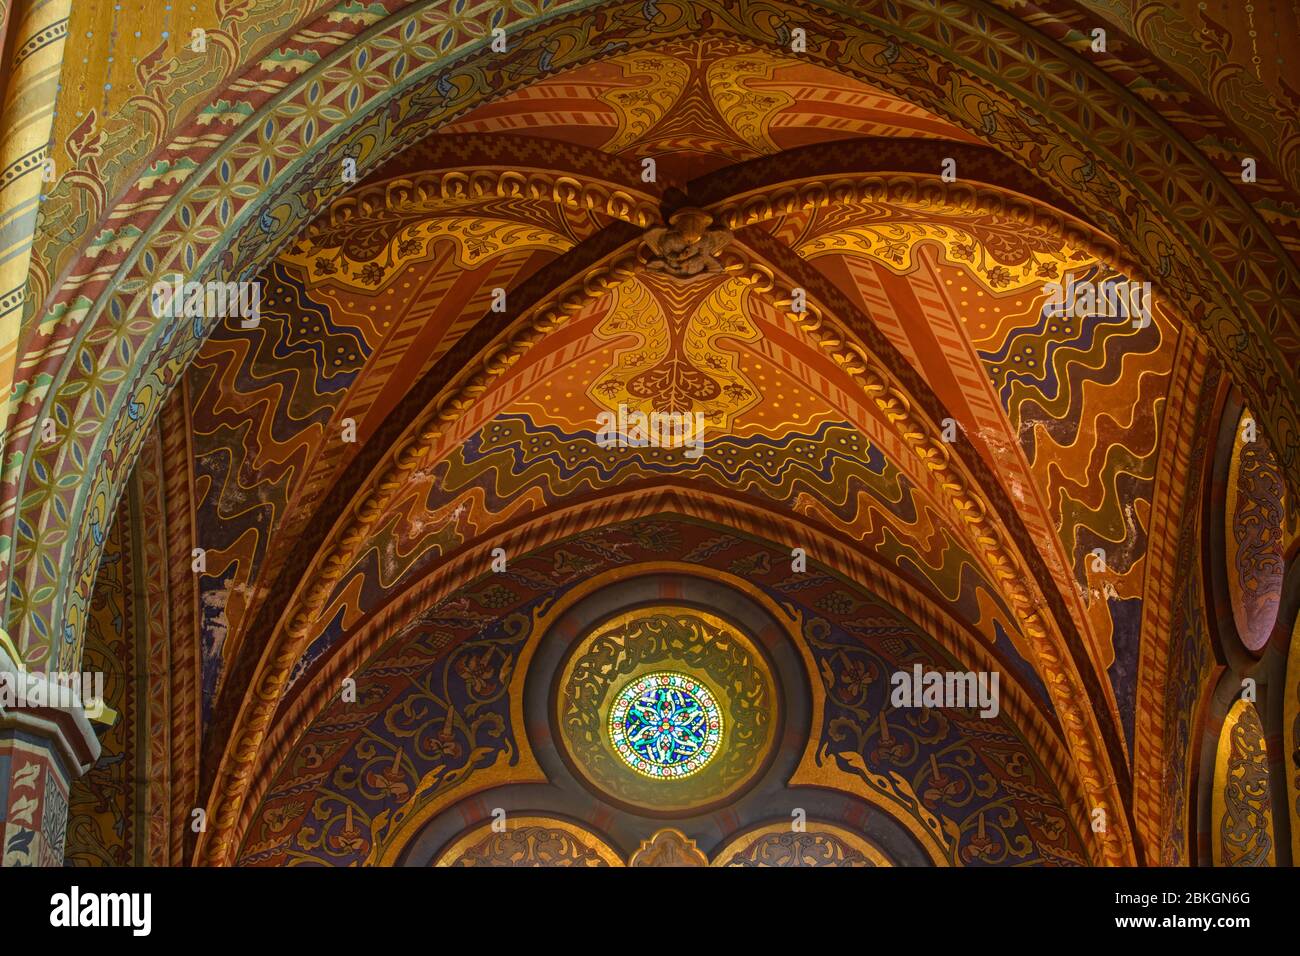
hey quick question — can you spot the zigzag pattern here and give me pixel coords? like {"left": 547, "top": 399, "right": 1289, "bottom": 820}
{"left": 297, "top": 413, "right": 1025, "bottom": 693}
{"left": 977, "top": 268, "right": 1171, "bottom": 585}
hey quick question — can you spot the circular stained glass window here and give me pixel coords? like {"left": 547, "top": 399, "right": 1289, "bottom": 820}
{"left": 608, "top": 672, "right": 723, "bottom": 779}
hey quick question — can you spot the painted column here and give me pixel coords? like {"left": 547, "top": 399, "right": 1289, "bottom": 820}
{"left": 0, "top": 0, "right": 71, "bottom": 458}
{"left": 0, "top": 640, "right": 100, "bottom": 865}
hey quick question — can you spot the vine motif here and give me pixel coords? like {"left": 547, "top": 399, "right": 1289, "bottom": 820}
{"left": 448, "top": 827, "right": 612, "bottom": 867}
{"left": 719, "top": 831, "right": 876, "bottom": 867}
{"left": 1218, "top": 703, "right": 1275, "bottom": 867}
{"left": 801, "top": 614, "right": 1056, "bottom": 866}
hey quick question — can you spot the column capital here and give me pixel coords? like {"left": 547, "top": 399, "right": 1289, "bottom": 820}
{"left": 0, "top": 643, "right": 101, "bottom": 777}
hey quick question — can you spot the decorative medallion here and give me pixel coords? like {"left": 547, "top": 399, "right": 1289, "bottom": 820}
{"left": 554, "top": 605, "right": 778, "bottom": 813}
{"left": 609, "top": 672, "right": 723, "bottom": 778}
{"left": 639, "top": 208, "right": 732, "bottom": 277}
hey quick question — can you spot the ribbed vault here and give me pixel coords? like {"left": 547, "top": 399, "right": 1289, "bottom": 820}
{"left": 27, "top": 4, "right": 1298, "bottom": 871}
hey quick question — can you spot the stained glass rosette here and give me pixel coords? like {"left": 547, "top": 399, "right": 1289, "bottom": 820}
{"left": 608, "top": 672, "right": 723, "bottom": 779}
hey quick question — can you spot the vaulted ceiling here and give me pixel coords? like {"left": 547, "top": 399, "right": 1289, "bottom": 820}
{"left": 29, "top": 3, "right": 1297, "bottom": 870}
{"left": 138, "top": 39, "right": 1166, "bottom": 866}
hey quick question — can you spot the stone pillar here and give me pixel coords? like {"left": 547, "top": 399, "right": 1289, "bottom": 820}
{"left": 0, "top": 642, "right": 100, "bottom": 865}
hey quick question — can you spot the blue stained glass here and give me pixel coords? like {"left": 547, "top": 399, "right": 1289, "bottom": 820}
{"left": 609, "top": 672, "right": 722, "bottom": 779}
